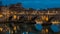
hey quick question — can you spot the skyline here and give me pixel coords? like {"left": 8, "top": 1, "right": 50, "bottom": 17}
{"left": 1, "top": 0, "right": 60, "bottom": 9}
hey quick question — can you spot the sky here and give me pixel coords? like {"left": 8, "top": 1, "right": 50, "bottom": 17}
{"left": 1, "top": 0, "right": 60, "bottom": 9}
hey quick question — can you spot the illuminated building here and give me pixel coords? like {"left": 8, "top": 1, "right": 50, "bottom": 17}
{"left": 0, "top": 3, "right": 60, "bottom": 34}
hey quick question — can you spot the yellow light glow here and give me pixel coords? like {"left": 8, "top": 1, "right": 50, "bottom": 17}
{"left": 46, "top": 29, "right": 48, "bottom": 33}
{"left": 42, "top": 16, "right": 46, "bottom": 20}
{"left": 0, "top": 28, "right": 3, "bottom": 31}
{"left": 14, "top": 26, "right": 16, "bottom": 31}
{"left": 41, "top": 16, "right": 48, "bottom": 21}
{"left": 35, "top": 19, "right": 43, "bottom": 24}
{"left": 45, "top": 17, "right": 48, "bottom": 21}
{"left": 52, "top": 21, "right": 60, "bottom": 24}
{"left": 13, "top": 15, "right": 17, "bottom": 19}
{"left": 0, "top": 14, "right": 3, "bottom": 18}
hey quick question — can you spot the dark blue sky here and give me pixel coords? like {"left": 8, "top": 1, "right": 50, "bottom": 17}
{"left": 2, "top": 0, "right": 60, "bottom": 9}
